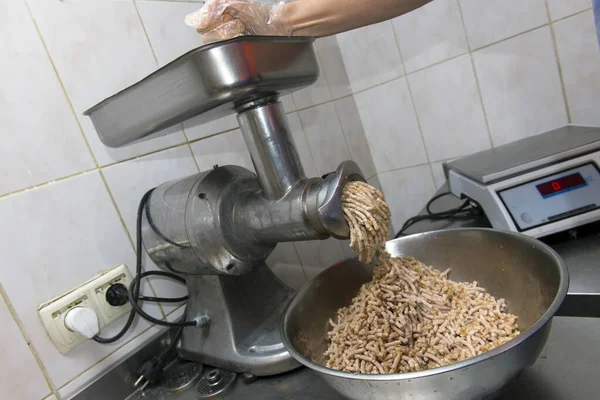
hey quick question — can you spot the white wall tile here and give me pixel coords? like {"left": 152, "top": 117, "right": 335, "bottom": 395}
{"left": 44, "top": 396, "right": 57, "bottom": 400}
{"left": 266, "top": 243, "right": 307, "bottom": 290}
{"left": 101, "top": 145, "right": 199, "bottom": 309}
{"left": 554, "top": 10, "right": 600, "bottom": 125}
{"left": 281, "top": 95, "right": 297, "bottom": 113}
{"left": 472, "top": 27, "right": 568, "bottom": 146}
{"left": 393, "top": 0, "right": 468, "bottom": 73}
{"left": 367, "top": 175, "right": 383, "bottom": 192}
{"left": 354, "top": 79, "right": 428, "bottom": 173}
{"left": 334, "top": 97, "right": 377, "bottom": 179}
{"left": 0, "top": 294, "right": 51, "bottom": 400}
{"left": 459, "top": 0, "right": 549, "bottom": 49}
{"left": 292, "top": 54, "right": 332, "bottom": 109}
{"left": 409, "top": 54, "right": 491, "bottom": 162}
{"left": 295, "top": 239, "right": 346, "bottom": 280}
{"left": 190, "top": 129, "right": 254, "bottom": 172}
{"left": 337, "top": 22, "right": 404, "bottom": 92}
{"left": 136, "top": 1, "right": 203, "bottom": 66}
{"left": 28, "top": 0, "right": 186, "bottom": 166}
{"left": 298, "top": 103, "right": 351, "bottom": 176}
{"left": 0, "top": 172, "right": 153, "bottom": 388}
{"left": 102, "top": 146, "right": 198, "bottom": 236}
{"left": 287, "top": 113, "right": 318, "bottom": 178}
{"left": 318, "top": 35, "right": 352, "bottom": 98}
{"left": 547, "top": 0, "right": 592, "bottom": 21}
{"left": 0, "top": 0, "right": 94, "bottom": 195}
{"left": 378, "top": 165, "right": 437, "bottom": 230}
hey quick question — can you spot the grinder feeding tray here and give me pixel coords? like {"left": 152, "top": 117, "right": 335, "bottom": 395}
{"left": 84, "top": 37, "right": 366, "bottom": 377}
{"left": 84, "top": 36, "right": 320, "bottom": 148}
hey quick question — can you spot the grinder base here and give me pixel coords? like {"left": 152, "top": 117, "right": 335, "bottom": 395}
{"left": 180, "top": 263, "right": 299, "bottom": 376}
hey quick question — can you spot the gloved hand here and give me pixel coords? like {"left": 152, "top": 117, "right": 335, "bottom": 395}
{"left": 185, "top": 0, "right": 291, "bottom": 44}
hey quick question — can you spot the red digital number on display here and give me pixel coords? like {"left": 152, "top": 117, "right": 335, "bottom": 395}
{"left": 536, "top": 173, "right": 587, "bottom": 198}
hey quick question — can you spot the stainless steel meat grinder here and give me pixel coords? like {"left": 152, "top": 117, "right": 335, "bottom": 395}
{"left": 85, "top": 37, "right": 365, "bottom": 376}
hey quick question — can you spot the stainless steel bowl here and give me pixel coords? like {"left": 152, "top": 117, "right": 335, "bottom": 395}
{"left": 282, "top": 229, "right": 569, "bottom": 400}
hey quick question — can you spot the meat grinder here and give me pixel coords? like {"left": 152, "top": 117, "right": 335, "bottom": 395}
{"left": 84, "top": 37, "right": 365, "bottom": 376}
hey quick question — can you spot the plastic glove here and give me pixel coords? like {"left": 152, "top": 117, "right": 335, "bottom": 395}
{"left": 185, "top": 0, "right": 291, "bottom": 44}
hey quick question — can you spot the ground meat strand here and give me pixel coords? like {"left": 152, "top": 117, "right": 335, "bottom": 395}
{"left": 341, "top": 181, "right": 391, "bottom": 263}
{"left": 325, "top": 253, "right": 520, "bottom": 374}
{"left": 330, "top": 182, "right": 520, "bottom": 374}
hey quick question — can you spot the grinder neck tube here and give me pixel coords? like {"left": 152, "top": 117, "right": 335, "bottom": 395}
{"left": 237, "top": 100, "right": 306, "bottom": 200}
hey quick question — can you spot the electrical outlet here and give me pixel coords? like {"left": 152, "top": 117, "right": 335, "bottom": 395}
{"left": 38, "top": 265, "right": 133, "bottom": 353}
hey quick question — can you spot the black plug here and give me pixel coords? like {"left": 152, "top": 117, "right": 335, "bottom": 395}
{"left": 134, "top": 356, "right": 166, "bottom": 391}
{"left": 106, "top": 283, "right": 129, "bottom": 307}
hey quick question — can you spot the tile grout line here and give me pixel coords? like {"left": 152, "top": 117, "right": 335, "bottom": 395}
{"left": 456, "top": 0, "right": 495, "bottom": 149}
{"left": 390, "top": 19, "right": 434, "bottom": 183}
{"left": 544, "top": 0, "right": 573, "bottom": 123}
{"left": 133, "top": 0, "right": 161, "bottom": 67}
{"left": 24, "top": 0, "right": 188, "bottom": 318}
{"left": 427, "top": 163, "right": 439, "bottom": 189}
{"left": 347, "top": 6, "right": 591, "bottom": 100}
{"left": 27, "top": 0, "right": 167, "bottom": 320}
{"left": 0, "top": 169, "right": 98, "bottom": 201}
{"left": 97, "top": 169, "right": 167, "bottom": 320}
{"left": 552, "top": 6, "right": 594, "bottom": 23}
{"left": 186, "top": 126, "right": 241, "bottom": 146}
{"left": 314, "top": 41, "right": 335, "bottom": 100}
{"left": 376, "top": 161, "right": 434, "bottom": 177}
{"left": 332, "top": 99, "right": 378, "bottom": 180}
{"left": 0, "top": 102, "right": 347, "bottom": 202}
{"left": 0, "top": 107, "right": 344, "bottom": 203}
{"left": 0, "top": 284, "right": 60, "bottom": 400}
{"left": 468, "top": 22, "right": 550, "bottom": 52}
{"left": 98, "top": 141, "right": 189, "bottom": 169}
{"left": 331, "top": 100, "right": 357, "bottom": 165}
{"left": 22, "top": 0, "right": 99, "bottom": 170}
{"left": 20, "top": 0, "right": 166, "bottom": 321}
{"left": 293, "top": 93, "right": 353, "bottom": 113}
{"left": 291, "top": 243, "right": 309, "bottom": 282}
{"left": 295, "top": 111, "right": 320, "bottom": 177}
{"left": 0, "top": 140, "right": 190, "bottom": 201}
{"left": 132, "top": 0, "right": 205, "bottom": 226}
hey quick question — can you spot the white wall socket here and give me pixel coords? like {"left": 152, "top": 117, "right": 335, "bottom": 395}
{"left": 38, "top": 265, "right": 133, "bottom": 353}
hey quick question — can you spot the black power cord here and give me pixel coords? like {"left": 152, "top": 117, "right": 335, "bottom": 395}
{"left": 134, "top": 312, "right": 187, "bottom": 390}
{"left": 128, "top": 271, "right": 196, "bottom": 328}
{"left": 93, "top": 189, "right": 193, "bottom": 344}
{"left": 394, "top": 192, "right": 480, "bottom": 238}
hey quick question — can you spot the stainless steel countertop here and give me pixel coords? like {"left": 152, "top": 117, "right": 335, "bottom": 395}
{"left": 77, "top": 185, "right": 600, "bottom": 400}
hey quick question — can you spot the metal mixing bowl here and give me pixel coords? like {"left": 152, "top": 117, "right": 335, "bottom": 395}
{"left": 281, "top": 229, "right": 569, "bottom": 400}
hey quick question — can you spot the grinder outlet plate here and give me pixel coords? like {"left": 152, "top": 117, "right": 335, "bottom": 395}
{"left": 162, "top": 362, "right": 203, "bottom": 393}
{"left": 196, "top": 368, "right": 237, "bottom": 398}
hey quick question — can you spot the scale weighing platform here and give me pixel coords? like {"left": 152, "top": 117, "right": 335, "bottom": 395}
{"left": 445, "top": 125, "right": 600, "bottom": 238}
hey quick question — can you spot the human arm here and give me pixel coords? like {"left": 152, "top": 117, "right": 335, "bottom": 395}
{"left": 186, "top": 0, "right": 433, "bottom": 43}
{"left": 284, "top": 0, "right": 433, "bottom": 37}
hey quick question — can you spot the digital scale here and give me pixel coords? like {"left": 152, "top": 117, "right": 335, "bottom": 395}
{"left": 445, "top": 125, "right": 600, "bottom": 238}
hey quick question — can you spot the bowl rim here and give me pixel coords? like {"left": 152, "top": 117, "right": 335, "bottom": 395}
{"left": 281, "top": 228, "right": 569, "bottom": 381}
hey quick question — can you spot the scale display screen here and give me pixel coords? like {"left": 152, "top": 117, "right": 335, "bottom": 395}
{"left": 498, "top": 163, "right": 600, "bottom": 231}
{"left": 536, "top": 173, "right": 588, "bottom": 198}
